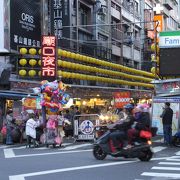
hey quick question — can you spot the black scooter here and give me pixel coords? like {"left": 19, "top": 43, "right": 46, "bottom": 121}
{"left": 93, "top": 129, "right": 153, "bottom": 161}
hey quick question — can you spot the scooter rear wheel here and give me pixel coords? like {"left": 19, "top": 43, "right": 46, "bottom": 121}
{"left": 172, "top": 137, "right": 180, "bottom": 147}
{"left": 138, "top": 148, "right": 153, "bottom": 161}
{"left": 93, "top": 145, "right": 107, "bottom": 160}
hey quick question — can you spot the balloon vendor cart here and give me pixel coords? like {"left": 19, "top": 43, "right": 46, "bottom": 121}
{"left": 32, "top": 80, "right": 70, "bottom": 147}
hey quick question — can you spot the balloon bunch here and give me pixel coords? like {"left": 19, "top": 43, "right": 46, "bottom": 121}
{"left": 33, "top": 80, "right": 70, "bottom": 112}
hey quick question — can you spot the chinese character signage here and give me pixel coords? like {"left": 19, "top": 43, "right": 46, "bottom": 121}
{"left": 41, "top": 36, "right": 57, "bottom": 80}
{"left": 154, "top": 79, "right": 180, "bottom": 95}
{"left": 113, "top": 92, "right": 131, "bottom": 108}
{"left": 50, "top": 0, "right": 70, "bottom": 47}
{"left": 10, "top": 0, "right": 41, "bottom": 50}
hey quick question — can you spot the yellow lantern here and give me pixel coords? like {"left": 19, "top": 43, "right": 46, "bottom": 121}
{"left": 157, "top": 68, "right": 160, "bottom": 74}
{"left": 157, "top": 45, "right": 160, "bottom": 53}
{"left": 75, "top": 53, "right": 80, "bottom": 60}
{"left": 82, "top": 55, "right": 87, "bottom": 62}
{"left": 58, "top": 70, "right": 63, "bottom": 76}
{"left": 78, "top": 55, "right": 83, "bottom": 61}
{"left": 29, "top": 48, "right": 37, "bottom": 55}
{"left": 38, "top": 49, "right": 41, "bottom": 55}
{"left": 29, "top": 59, "right": 37, "bottom": 66}
{"left": 71, "top": 63, "right": 76, "bottom": 69}
{"left": 28, "top": 70, "right": 36, "bottom": 77}
{"left": 38, "top": 71, "right": 41, "bottom": 76}
{"left": 19, "top": 59, "right": 27, "bottom": 66}
{"left": 151, "top": 54, "right": 155, "bottom": 61}
{"left": 19, "top": 69, "right": 27, "bottom": 76}
{"left": 20, "top": 48, "right": 27, "bottom": 55}
{"left": 58, "top": 49, "right": 63, "bottom": 56}
{"left": 38, "top": 60, "right": 41, "bottom": 66}
{"left": 58, "top": 60, "right": 62, "bottom": 66}
{"left": 151, "top": 67, "right": 156, "bottom": 74}
{"left": 70, "top": 52, "right": 76, "bottom": 59}
{"left": 66, "top": 51, "right": 71, "bottom": 58}
{"left": 62, "top": 50, "right": 67, "bottom": 57}
{"left": 71, "top": 73, "right": 76, "bottom": 78}
{"left": 156, "top": 56, "right": 160, "bottom": 64}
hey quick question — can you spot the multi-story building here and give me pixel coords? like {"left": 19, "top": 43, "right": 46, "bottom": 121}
{"left": 142, "top": 0, "right": 179, "bottom": 71}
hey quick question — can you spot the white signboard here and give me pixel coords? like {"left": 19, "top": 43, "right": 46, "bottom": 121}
{"left": 152, "top": 102, "right": 179, "bottom": 135}
{"left": 159, "top": 36, "right": 180, "bottom": 48}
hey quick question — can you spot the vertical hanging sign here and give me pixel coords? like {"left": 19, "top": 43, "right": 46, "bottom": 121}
{"left": 41, "top": 35, "right": 56, "bottom": 80}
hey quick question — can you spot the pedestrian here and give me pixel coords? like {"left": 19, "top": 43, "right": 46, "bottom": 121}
{"left": 63, "top": 109, "right": 73, "bottom": 137}
{"left": 160, "top": 102, "right": 173, "bottom": 146}
{"left": 4, "top": 110, "right": 15, "bottom": 145}
{"left": 75, "top": 106, "right": 81, "bottom": 116}
{"left": 25, "top": 110, "right": 41, "bottom": 148}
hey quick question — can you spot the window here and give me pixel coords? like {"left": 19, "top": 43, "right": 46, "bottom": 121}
{"left": 134, "top": 1, "right": 138, "bottom": 14}
{"left": 79, "top": 6, "right": 88, "bottom": 26}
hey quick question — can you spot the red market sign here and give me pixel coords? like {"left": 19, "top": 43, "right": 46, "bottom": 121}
{"left": 113, "top": 92, "right": 131, "bottom": 108}
{"left": 41, "top": 36, "right": 56, "bottom": 79}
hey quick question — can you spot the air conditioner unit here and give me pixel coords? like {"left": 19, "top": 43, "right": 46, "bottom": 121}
{"left": 98, "top": 6, "right": 107, "bottom": 15}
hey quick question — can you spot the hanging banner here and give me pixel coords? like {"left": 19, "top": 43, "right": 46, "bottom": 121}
{"left": 41, "top": 35, "right": 57, "bottom": 80}
{"left": 113, "top": 92, "right": 131, "bottom": 108}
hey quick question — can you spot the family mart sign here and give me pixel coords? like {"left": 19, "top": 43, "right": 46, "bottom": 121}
{"left": 159, "top": 31, "right": 180, "bottom": 48}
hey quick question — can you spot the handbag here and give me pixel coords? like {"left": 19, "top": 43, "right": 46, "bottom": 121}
{"left": 140, "top": 130, "right": 152, "bottom": 139}
{"left": 1, "top": 126, "right": 7, "bottom": 136}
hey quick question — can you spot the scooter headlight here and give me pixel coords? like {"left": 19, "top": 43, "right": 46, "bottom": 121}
{"left": 147, "top": 140, "right": 152, "bottom": 145}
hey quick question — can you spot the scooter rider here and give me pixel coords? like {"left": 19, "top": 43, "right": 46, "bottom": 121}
{"left": 108, "top": 104, "right": 135, "bottom": 153}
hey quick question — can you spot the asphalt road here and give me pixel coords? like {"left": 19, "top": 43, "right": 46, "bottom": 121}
{"left": 0, "top": 143, "right": 180, "bottom": 180}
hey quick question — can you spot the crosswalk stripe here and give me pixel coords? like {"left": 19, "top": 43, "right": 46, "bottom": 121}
{"left": 152, "top": 166, "right": 180, "bottom": 171}
{"left": 141, "top": 172, "right": 180, "bottom": 178}
{"left": 166, "top": 158, "right": 180, "bottom": 161}
{"left": 152, "top": 146, "right": 167, "bottom": 153}
{"left": 159, "top": 162, "right": 180, "bottom": 165}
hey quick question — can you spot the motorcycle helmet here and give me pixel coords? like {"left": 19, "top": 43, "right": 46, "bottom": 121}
{"left": 123, "top": 103, "right": 134, "bottom": 110}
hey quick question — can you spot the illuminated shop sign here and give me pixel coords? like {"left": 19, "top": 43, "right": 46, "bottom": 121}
{"left": 41, "top": 36, "right": 56, "bottom": 79}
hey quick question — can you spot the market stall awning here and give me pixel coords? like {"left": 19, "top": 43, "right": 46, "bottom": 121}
{"left": 0, "top": 90, "right": 37, "bottom": 99}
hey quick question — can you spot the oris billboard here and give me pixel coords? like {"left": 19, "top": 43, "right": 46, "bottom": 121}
{"left": 10, "top": 0, "right": 41, "bottom": 51}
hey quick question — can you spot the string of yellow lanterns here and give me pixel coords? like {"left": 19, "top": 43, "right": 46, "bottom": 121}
{"left": 57, "top": 70, "right": 154, "bottom": 88}
{"left": 57, "top": 60, "right": 153, "bottom": 83}
{"left": 57, "top": 49, "right": 155, "bottom": 78}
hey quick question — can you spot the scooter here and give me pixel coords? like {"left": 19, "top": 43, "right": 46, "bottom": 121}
{"left": 172, "top": 131, "right": 180, "bottom": 147}
{"left": 93, "top": 129, "right": 153, "bottom": 161}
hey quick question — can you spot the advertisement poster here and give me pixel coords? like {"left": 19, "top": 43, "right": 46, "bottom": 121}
{"left": 10, "top": 0, "right": 41, "bottom": 50}
{"left": 22, "top": 98, "right": 36, "bottom": 110}
{"left": 152, "top": 102, "right": 179, "bottom": 135}
{"left": 13, "top": 101, "right": 22, "bottom": 120}
{"left": 113, "top": 92, "right": 130, "bottom": 108}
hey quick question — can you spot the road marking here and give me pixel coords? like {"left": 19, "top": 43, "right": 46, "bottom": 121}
{"left": 141, "top": 172, "right": 180, "bottom": 178}
{"left": 4, "top": 149, "right": 15, "bottom": 158}
{"left": 166, "top": 158, "right": 180, "bottom": 161}
{"left": 63, "top": 143, "right": 92, "bottom": 150}
{"left": 153, "top": 146, "right": 166, "bottom": 153}
{"left": 9, "top": 161, "right": 133, "bottom": 180}
{"left": 159, "top": 162, "right": 180, "bottom": 165}
{"left": 5, "top": 149, "right": 92, "bottom": 158}
{"left": 0, "top": 145, "right": 9, "bottom": 149}
{"left": 152, "top": 166, "right": 180, "bottom": 171}
{"left": 175, "top": 151, "right": 180, "bottom": 156}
